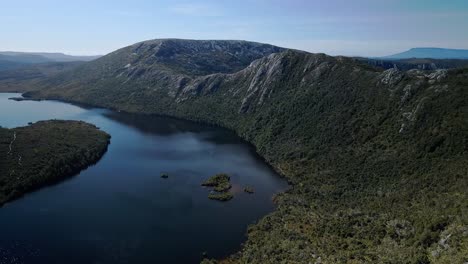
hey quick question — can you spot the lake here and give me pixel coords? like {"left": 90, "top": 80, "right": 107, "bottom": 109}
{"left": 0, "top": 93, "right": 287, "bottom": 264}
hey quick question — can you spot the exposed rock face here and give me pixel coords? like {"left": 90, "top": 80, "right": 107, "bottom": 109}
{"left": 239, "top": 52, "right": 288, "bottom": 113}
{"left": 426, "top": 69, "right": 448, "bottom": 83}
{"left": 177, "top": 74, "right": 225, "bottom": 100}
{"left": 136, "top": 39, "right": 283, "bottom": 74}
{"left": 25, "top": 39, "right": 285, "bottom": 107}
{"left": 108, "top": 38, "right": 285, "bottom": 78}
{"left": 380, "top": 68, "right": 404, "bottom": 86}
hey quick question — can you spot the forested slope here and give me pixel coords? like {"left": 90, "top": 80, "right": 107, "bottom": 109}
{"left": 0, "top": 120, "right": 110, "bottom": 206}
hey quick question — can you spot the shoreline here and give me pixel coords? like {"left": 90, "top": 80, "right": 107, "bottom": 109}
{"left": 0, "top": 120, "right": 111, "bottom": 207}
{"left": 16, "top": 92, "right": 294, "bottom": 261}
{"left": 19, "top": 91, "right": 294, "bottom": 185}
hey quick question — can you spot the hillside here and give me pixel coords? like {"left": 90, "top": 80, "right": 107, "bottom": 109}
{"left": 0, "top": 59, "right": 23, "bottom": 71}
{"left": 0, "top": 51, "right": 100, "bottom": 63}
{"left": 0, "top": 120, "right": 110, "bottom": 206}
{"left": 0, "top": 52, "right": 99, "bottom": 72}
{"left": 383, "top": 47, "right": 468, "bottom": 60}
{"left": 7, "top": 39, "right": 468, "bottom": 263}
{"left": 0, "top": 61, "right": 84, "bottom": 92}
{"left": 0, "top": 53, "right": 51, "bottom": 64}
{"left": 0, "top": 53, "right": 52, "bottom": 71}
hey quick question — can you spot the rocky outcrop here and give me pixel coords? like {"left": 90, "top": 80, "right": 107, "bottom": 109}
{"left": 380, "top": 68, "right": 404, "bottom": 86}
{"left": 238, "top": 52, "right": 288, "bottom": 113}
{"left": 114, "top": 38, "right": 285, "bottom": 77}
{"left": 426, "top": 69, "right": 448, "bottom": 83}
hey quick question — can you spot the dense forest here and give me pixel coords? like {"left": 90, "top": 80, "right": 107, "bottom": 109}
{"left": 0, "top": 120, "right": 110, "bottom": 206}
{"left": 3, "top": 39, "right": 467, "bottom": 263}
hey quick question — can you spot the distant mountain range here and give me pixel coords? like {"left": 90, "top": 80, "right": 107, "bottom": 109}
{"left": 0, "top": 51, "right": 101, "bottom": 62}
{"left": 383, "top": 47, "right": 468, "bottom": 60}
{"left": 0, "top": 51, "right": 100, "bottom": 71}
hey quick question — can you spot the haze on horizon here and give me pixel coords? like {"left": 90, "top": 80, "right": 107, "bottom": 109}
{"left": 1, "top": 0, "right": 468, "bottom": 57}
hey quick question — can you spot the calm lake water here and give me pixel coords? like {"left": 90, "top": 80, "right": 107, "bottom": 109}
{"left": 0, "top": 93, "right": 287, "bottom": 264}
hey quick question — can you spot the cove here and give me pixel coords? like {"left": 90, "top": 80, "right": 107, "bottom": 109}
{"left": 0, "top": 93, "right": 287, "bottom": 264}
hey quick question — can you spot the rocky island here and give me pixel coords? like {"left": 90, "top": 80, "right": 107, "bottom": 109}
{"left": 202, "top": 173, "right": 234, "bottom": 201}
{"left": 0, "top": 120, "right": 110, "bottom": 206}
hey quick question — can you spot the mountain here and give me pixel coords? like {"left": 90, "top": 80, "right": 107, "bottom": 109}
{"left": 0, "top": 51, "right": 101, "bottom": 62}
{"left": 356, "top": 57, "right": 468, "bottom": 71}
{"left": 383, "top": 47, "right": 468, "bottom": 60}
{"left": 0, "top": 53, "right": 52, "bottom": 64}
{"left": 62, "top": 38, "right": 284, "bottom": 76}
{"left": 0, "top": 51, "right": 100, "bottom": 64}
{"left": 3, "top": 39, "right": 467, "bottom": 263}
{"left": 0, "top": 51, "right": 99, "bottom": 72}
{"left": 0, "top": 53, "right": 52, "bottom": 71}
{"left": 24, "top": 52, "right": 101, "bottom": 62}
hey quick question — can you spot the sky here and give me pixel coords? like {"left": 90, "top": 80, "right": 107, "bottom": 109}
{"left": 1, "top": 0, "right": 468, "bottom": 57}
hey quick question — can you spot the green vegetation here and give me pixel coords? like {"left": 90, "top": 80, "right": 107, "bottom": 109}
{"left": 5, "top": 40, "right": 467, "bottom": 263}
{"left": 0, "top": 120, "right": 110, "bottom": 206}
{"left": 0, "top": 61, "right": 83, "bottom": 92}
{"left": 358, "top": 57, "right": 468, "bottom": 71}
{"left": 208, "top": 191, "right": 234, "bottom": 202}
{"left": 201, "top": 258, "right": 218, "bottom": 264}
{"left": 202, "top": 173, "right": 232, "bottom": 192}
{"left": 202, "top": 173, "right": 233, "bottom": 201}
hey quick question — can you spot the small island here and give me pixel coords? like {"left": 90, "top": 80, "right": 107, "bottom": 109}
{"left": 244, "top": 186, "right": 254, "bottom": 194}
{"left": 202, "top": 173, "right": 233, "bottom": 201}
{"left": 0, "top": 120, "right": 110, "bottom": 206}
{"left": 208, "top": 191, "right": 233, "bottom": 201}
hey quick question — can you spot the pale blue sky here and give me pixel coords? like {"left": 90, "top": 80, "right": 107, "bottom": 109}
{"left": 1, "top": 0, "right": 467, "bottom": 56}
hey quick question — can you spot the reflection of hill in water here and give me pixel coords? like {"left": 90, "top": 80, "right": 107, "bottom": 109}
{"left": 103, "top": 111, "right": 244, "bottom": 145}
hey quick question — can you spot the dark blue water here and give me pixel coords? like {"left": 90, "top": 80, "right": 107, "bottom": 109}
{"left": 0, "top": 93, "right": 287, "bottom": 264}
